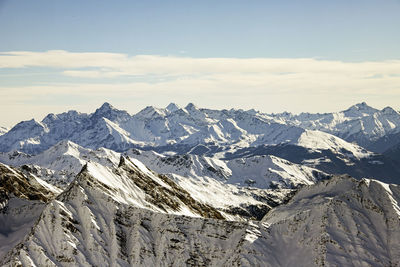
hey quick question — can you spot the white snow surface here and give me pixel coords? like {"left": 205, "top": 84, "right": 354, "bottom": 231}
{"left": 2, "top": 174, "right": 399, "bottom": 266}
{"left": 261, "top": 176, "right": 400, "bottom": 266}
{"left": 125, "top": 149, "right": 328, "bottom": 189}
{"left": 0, "top": 102, "right": 378, "bottom": 159}
{"left": 0, "top": 141, "right": 317, "bottom": 212}
{"left": 0, "top": 140, "right": 121, "bottom": 187}
{"left": 271, "top": 102, "right": 400, "bottom": 144}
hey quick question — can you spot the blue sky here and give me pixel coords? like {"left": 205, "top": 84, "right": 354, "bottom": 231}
{"left": 0, "top": 0, "right": 400, "bottom": 126}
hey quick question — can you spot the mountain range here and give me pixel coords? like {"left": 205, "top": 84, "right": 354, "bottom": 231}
{"left": 1, "top": 102, "right": 400, "bottom": 266}
{"left": 2, "top": 102, "right": 399, "bottom": 154}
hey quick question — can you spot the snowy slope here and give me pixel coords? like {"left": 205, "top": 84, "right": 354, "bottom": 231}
{"left": 271, "top": 102, "right": 400, "bottom": 151}
{"left": 0, "top": 163, "right": 56, "bottom": 259}
{"left": 225, "top": 140, "right": 400, "bottom": 184}
{"left": 0, "top": 141, "right": 295, "bottom": 220}
{"left": 0, "top": 140, "right": 121, "bottom": 187}
{"left": 2, "top": 173, "right": 399, "bottom": 266}
{"left": 125, "top": 149, "right": 329, "bottom": 189}
{"left": 261, "top": 176, "right": 400, "bottom": 266}
{"left": 0, "top": 102, "right": 374, "bottom": 159}
{"left": 0, "top": 158, "right": 306, "bottom": 266}
{"left": 1, "top": 102, "right": 398, "bottom": 182}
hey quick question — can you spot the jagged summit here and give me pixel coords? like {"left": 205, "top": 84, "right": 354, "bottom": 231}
{"left": 91, "top": 102, "right": 114, "bottom": 117}
{"left": 344, "top": 101, "right": 378, "bottom": 114}
{"left": 61, "top": 156, "right": 224, "bottom": 219}
{"left": 166, "top": 102, "right": 180, "bottom": 112}
{"left": 136, "top": 105, "right": 166, "bottom": 118}
{"left": 11, "top": 118, "right": 45, "bottom": 130}
{"left": 381, "top": 106, "right": 398, "bottom": 115}
{"left": 0, "top": 101, "right": 399, "bottom": 159}
{"left": 185, "top": 102, "right": 198, "bottom": 110}
{"left": 97, "top": 102, "right": 115, "bottom": 112}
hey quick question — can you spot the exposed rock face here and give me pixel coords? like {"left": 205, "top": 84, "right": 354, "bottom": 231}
{"left": 0, "top": 163, "right": 55, "bottom": 203}
{"left": 0, "top": 163, "right": 56, "bottom": 260}
{"left": 1, "top": 173, "right": 399, "bottom": 266}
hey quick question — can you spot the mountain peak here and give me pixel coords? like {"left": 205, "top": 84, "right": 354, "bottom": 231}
{"left": 344, "top": 102, "right": 378, "bottom": 115}
{"left": 92, "top": 102, "right": 116, "bottom": 117}
{"left": 381, "top": 106, "right": 398, "bottom": 115}
{"left": 166, "top": 102, "right": 180, "bottom": 112}
{"left": 136, "top": 105, "right": 165, "bottom": 118}
{"left": 92, "top": 102, "right": 130, "bottom": 121}
{"left": 353, "top": 102, "right": 370, "bottom": 109}
{"left": 185, "top": 103, "right": 198, "bottom": 110}
{"left": 97, "top": 102, "right": 115, "bottom": 112}
{"left": 352, "top": 102, "right": 374, "bottom": 110}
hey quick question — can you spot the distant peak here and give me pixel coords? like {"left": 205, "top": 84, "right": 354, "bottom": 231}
{"left": 166, "top": 102, "right": 179, "bottom": 112}
{"left": 185, "top": 103, "right": 198, "bottom": 110}
{"left": 43, "top": 113, "right": 57, "bottom": 122}
{"left": 98, "top": 102, "right": 115, "bottom": 111}
{"left": 92, "top": 102, "right": 131, "bottom": 121}
{"left": 352, "top": 102, "right": 372, "bottom": 109}
{"left": 246, "top": 108, "right": 258, "bottom": 115}
{"left": 93, "top": 102, "right": 115, "bottom": 116}
{"left": 13, "top": 118, "right": 44, "bottom": 129}
{"left": 381, "top": 106, "right": 397, "bottom": 114}
{"left": 136, "top": 105, "right": 165, "bottom": 117}
{"left": 345, "top": 102, "right": 377, "bottom": 114}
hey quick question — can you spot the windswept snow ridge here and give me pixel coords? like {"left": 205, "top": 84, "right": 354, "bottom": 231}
{"left": 2, "top": 173, "right": 399, "bottom": 266}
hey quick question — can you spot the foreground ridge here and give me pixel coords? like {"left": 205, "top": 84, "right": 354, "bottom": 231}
{"left": 1, "top": 172, "right": 399, "bottom": 266}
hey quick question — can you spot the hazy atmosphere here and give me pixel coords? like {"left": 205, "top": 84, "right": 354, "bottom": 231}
{"left": 1, "top": 0, "right": 399, "bottom": 126}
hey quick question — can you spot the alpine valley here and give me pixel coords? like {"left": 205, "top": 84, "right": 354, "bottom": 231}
{"left": 1, "top": 102, "right": 400, "bottom": 267}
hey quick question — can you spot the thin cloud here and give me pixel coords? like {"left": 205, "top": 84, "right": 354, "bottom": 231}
{"left": 1, "top": 50, "right": 400, "bottom": 77}
{"left": 0, "top": 50, "right": 399, "bottom": 126}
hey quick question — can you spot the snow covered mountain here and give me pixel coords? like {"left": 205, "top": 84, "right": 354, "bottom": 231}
{"left": 270, "top": 102, "right": 400, "bottom": 151}
{"left": 125, "top": 148, "right": 328, "bottom": 189}
{"left": 0, "top": 140, "right": 325, "bottom": 189}
{"left": 2, "top": 164, "right": 399, "bottom": 266}
{"left": 1, "top": 102, "right": 400, "bottom": 266}
{"left": 0, "top": 140, "right": 120, "bottom": 187}
{"left": 1, "top": 102, "right": 399, "bottom": 182}
{"left": 0, "top": 141, "right": 304, "bottom": 219}
{"left": 261, "top": 176, "right": 400, "bottom": 266}
{"left": 225, "top": 142, "right": 400, "bottom": 184}
{"left": 0, "top": 102, "right": 376, "bottom": 156}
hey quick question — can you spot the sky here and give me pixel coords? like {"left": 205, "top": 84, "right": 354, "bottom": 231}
{"left": 0, "top": 0, "right": 399, "bottom": 127}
